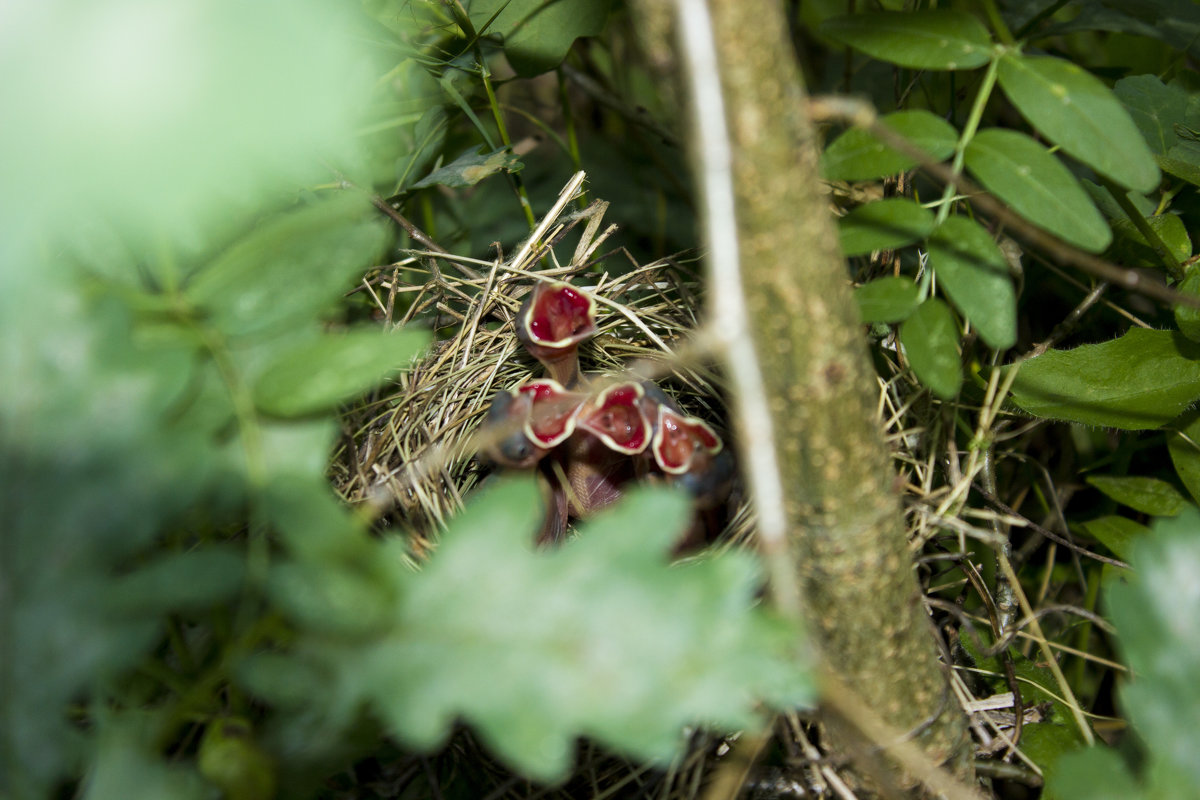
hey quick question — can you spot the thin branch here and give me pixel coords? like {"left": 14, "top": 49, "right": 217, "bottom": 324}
{"left": 808, "top": 95, "right": 1200, "bottom": 311}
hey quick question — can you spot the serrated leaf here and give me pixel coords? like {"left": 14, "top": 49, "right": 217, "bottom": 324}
{"left": 1088, "top": 475, "right": 1187, "bottom": 516}
{"left": 997, "top": 54, "right": 1160, "bottom": 193}
{"left": 900, "top": 298, "right": 962, "bottom": 399}
{"left": 838, "top": 198, "right": 934, "bottom": 256}
{"left": 412, "top": 146, "right": 524, "bottom": 189}
{"left": 820, "top": 10, "right": 992, "bottom": 70}
{"left": 263, "top": 480, "right": 813, "bottom": 782}
{"left": 1175, "top": 268, "right": 1200, "bottom": 342}
{"left": 964, "top": 128, "right": 1111, "bottom": 252}
{"left": 185, "top": 196, "right": 388, "bottom": 337}
{"left": 252, "top": 327, "right": 430, "bottom": 417}
{"left": 927, "top": 216, "right": 1017, "bottom": 349}
{"left": 1109, "top": 213, "right": 1192, "bottom": 269}
{"left": 1008, "top": 328, "right": 1200, "bottom": 429}
{"left": 822, "top": 110, "right": 958, "bottom": 181}
{"left": 1046, "top": 746, "right": 1140, "bottom": 800}
{"left": 1077, "top": 515, "right": 1152, "bottom": 560}
{"left": 1115, "top": 74, "right": 1188, "bottom": 156}
{"left": 470, "top": 0, "right": 613, "bottom": 77}
{"left": 1106, "top": 510, "right": 1200, "bottom": 794}
{"left": 856, "top": 276, "right": 921, "bottom": 323}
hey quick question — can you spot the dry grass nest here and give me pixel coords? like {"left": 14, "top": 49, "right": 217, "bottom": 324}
{"left": 332, "top": 173, "right": 753, "bottom": 555}
{"left": 326, "top": 173, "right": 1084, "bottom": 798}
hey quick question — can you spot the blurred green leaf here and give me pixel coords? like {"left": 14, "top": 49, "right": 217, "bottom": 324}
{"left": 997, "top": 54, "right": 1160, "bottom": 193}
{"left": 838, "top": 198, "right": 934, "bottom": 255}
{"left": 1105, "top": 510, "right": 1200, "bottom": 795}
{"left": 261, "top": 479, "right": 813, "bottom": 782}
{"left": 186, "top": 196, "right": 389, "bottom": 338}
{"left": 1086, "top": 475, "right": 1188, "bottom": 516}
{"left": 820, "top": 10, "right": 993, "bottom": 70}
{"left": 927, "top": 216, "right": 1017, "bottom": 349}
{"left": 109, "top": 547, "right": 246, "bottom": 616}
{"left": 253, "top": 327, "right": 430, "bottom": 417}
{"left": 856, "top": 276, "right": 921, "bottom": 323}
{"left": 412, "top": 146, "right": 524, "bottom": 189}
{"left": 1044, "top": 0, "right": 1200, "bottom": 62}
{"left": 964, "top": 128, "right": 1111, "bottom": 253}
{"left": 197, "top": 718, "right": 276, "bottom": 800}
{"left": 1, "top": 0, "right": 379, "bottom": 250}
{"left": 1077, "top": 515, "right": 1152, "bottom": 561}
{"left": 1175, "top": 268, "right": 1200, "bottom": 342}
{"left": 83, "top": 714, "right": 210, "bottom": 800}
{"left": 822, "top": 110, "right": 958, "bottom": 181}
{"left": 1168, "top": 411, "right": 1200, "bottom": 503}
{"left": 1109, "top": 213, "right": 1192, "bottom": 269}
{"left": 469, "top": 0, "right": 614, "bottom": 77}
{"left": 900, "top": 298, "right": 962, "bottom": 399}
{"left": 1115, "top": 74, "right": 1188, "bottom": 156}
{"left": 1046, "top": 746, "right": 1140, "bottom": 800}
{"left": 1007, "top": 328, "right": 1200, "bottom": 429}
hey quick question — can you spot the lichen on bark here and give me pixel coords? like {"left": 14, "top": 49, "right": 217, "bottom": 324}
{"left": 645, "top": 0, "right": 972, "bottom": 781}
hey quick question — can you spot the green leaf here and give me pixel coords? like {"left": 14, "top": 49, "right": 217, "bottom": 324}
{"left": 927, "top": 216, "right": 1017, "bottom": 349}
{"left": 900, "top": 298, "right": 962, "bottom": 399}
{"left": 1160, "top": 138, "right": 1200, "bottom": 187}
{"left": 185, "top": 196, "right": 389, "bottom": 337}
{"left": 1106, "top": 510, "right": 1200, "bottom": 794}
{"left": 470, "top": 0, "right": 614, "bottom": 77}
{"left": 83, "top": 714, "right": 210, "bottom": 800}
{"left": 252, "top": 327, "right": 430, "bottom": 417}
{"left": 819, "top": 10, "right": 992, "bottom": 70}
{"left": 109, "top": 547, "right": 246, "bottom": 616}
{"left": 856, "top": 276, "right": 921, "bottom": 323}
{"left": 1007, "top": 328, "right": 1200, "bottom": 429}
{"left": 1046, "top": 746, "right": 1140, "bottom": 800}
{"left": 1109, "top": 213, "right": 1192, "bottom": 269}
{"left": 1115, "top": 74, "right": 1189, "bottom": 156}
{"left": 1077, "top": 515, "right": 1152, "bottom": 560}
{"left": 412, "top": 146, "right": 524, "bottom": 189}
{"left": 1168, "top": 411, "right": 1200, "bottom": 504}
{"left": 822, "top": 110, "right": 958, "bottom": 181}
{"left": 197, "top": 718, "right": 276, "bottom": 800}
{"left": 838, "top": 198, "right": 934, "bottom": 256}
{"left": 1087, "top": 475, "right": 1187, "bottom": 516}
{"left": 964, "top": 128, "right": 1111, "bottom": 253}
{"left": 263, "top": 480, "right": 813, "bottom": 782}
{"left": 1175, "top": 267, "right": 1200, "bottom": 342}
{"left": 997, "top": 54, "right": 1160, "bottom": 193}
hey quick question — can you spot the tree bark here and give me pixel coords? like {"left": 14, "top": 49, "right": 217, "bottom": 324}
{"left": 651, "top": 0, "right": 972, "bottom": 779}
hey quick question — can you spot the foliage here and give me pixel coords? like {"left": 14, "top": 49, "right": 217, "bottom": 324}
{"left": 1047, "top": 512, "right": 1200, "bottom": 800}
{"left": 8, "top": 0, "right": 1200, "bottom": 796}
{"left": 1, "top": 2, "right": 805, "bottom": 799}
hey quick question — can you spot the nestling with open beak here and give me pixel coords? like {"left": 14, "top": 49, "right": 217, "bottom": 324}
{"left": 516, "top": 281, "right": 598, "bottom": 387}
{"left": 481, "top": 279, "right": 736, "bottom": 549}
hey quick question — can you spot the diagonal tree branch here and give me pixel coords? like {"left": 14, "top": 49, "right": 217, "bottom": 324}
{"left": 662, "top": 0, "right": 974, "bottom": 784}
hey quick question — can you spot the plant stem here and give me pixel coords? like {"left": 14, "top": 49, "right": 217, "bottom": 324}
{"left": 979, "top": 0, "right": 1017, "bottom": 46}
{"left": 935, "top": 56, "right": 1000, "bottom": 226}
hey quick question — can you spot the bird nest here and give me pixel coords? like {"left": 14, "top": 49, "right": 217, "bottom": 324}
{"left": 332, "top": 173, "right": 753, "bottom": 554}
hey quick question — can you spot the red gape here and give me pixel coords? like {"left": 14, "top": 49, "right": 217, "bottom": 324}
{"left": 576, "top": 383, "right": 651, "bottom": 455}
{"left": 482, "top": 279, "right": 736, "bottom": 550}
{"left": 517, "top": 281, "right": 598, "bottom": 387}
